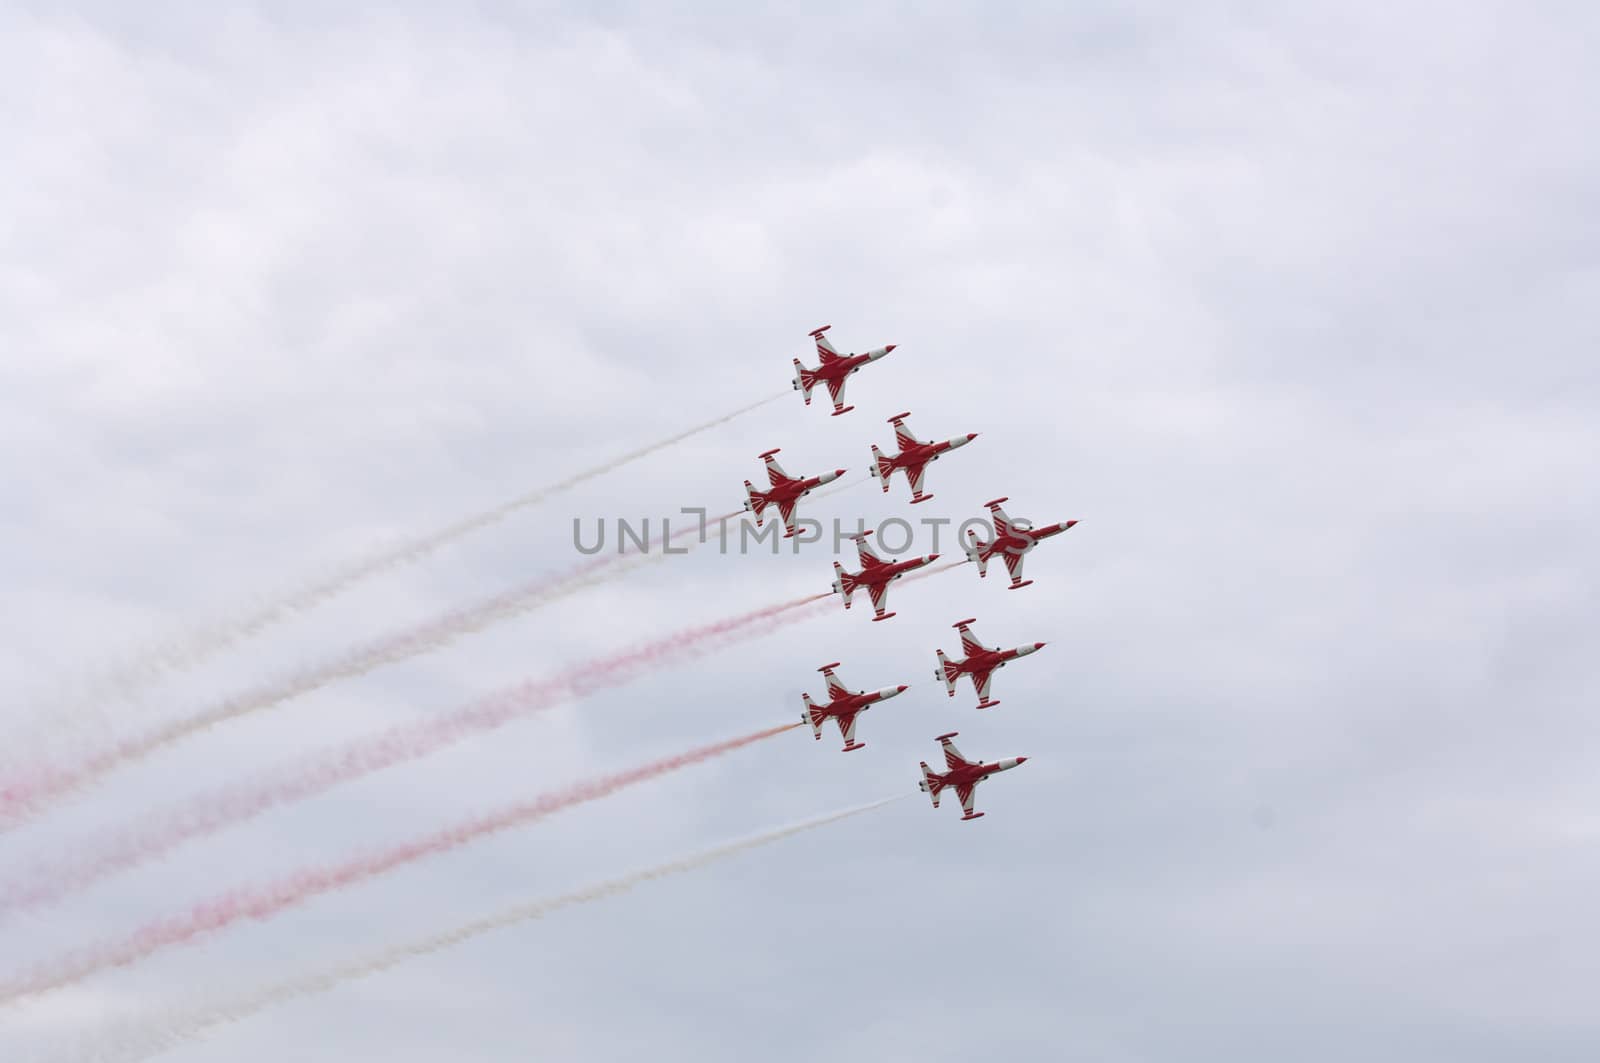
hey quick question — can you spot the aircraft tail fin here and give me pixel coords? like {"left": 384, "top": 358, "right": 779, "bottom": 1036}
{"left": 919, "top": 762, "right": 943, "bottom": 807}
{"left": 869, "top": 444, "right": 895, "bottom": 491}
{"left": 935, "top": 650, "right": 960, "bottom": 695}
{"left": 801, "top": 694, "right": 825, "bottom": 740}
{"left": 792, "top": 359, "right": 816, "bottom": 403}
{"left": 832, "top": 561, "right": 856, "bottom": 607}
{"left": 744, "top": 480, "right": 767, "bottom": 519}
{"left": 963, "top": 527, "right": 987, "bottom": 575}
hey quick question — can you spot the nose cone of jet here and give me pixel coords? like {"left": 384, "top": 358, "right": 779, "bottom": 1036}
{"left": 885, "top": 343, "right": 897, "bottom": 353}
{"left": 925, "top": 553, "right": 940, "bottom": 564}
{"left": 1017, "top": 642, "right": 1043, "bottom": 657}
{"left": 880, "top": 685, "right": 908, "bottom": 700}
{"left": 1066, "top": 519, "right": 1079, "bottom": 529}
{"left": 869, "top": 345, "right": 894, "bottom": 360}
{"left": 948, "top": 434, "right": 975, "bottom": 449}
{"left": 1015, "top": 755, "right": 1028, "bottom": 765}
{"left": 819, "top": 469, "right": 843, "bottom": 484}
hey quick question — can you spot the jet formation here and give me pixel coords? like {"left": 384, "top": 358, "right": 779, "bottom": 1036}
{"left": 762, "top": 325, "right": 1080, "bottom": 819}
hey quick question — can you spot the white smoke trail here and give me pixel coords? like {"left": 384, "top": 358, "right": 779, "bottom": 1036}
{"left": 0, "top": 508, "right": 753, "bottom": 827}
{"left": 3, "top": 475, "right": 880, "bottom": 825}
{"left": 1, "top": 592, "right": 837, "bottom": 910}
{"left": 4, "top": 474, "right": 883, "bottom": 826}
{"left": 23, "top": 795, "right": 907, "bottom": 1063}
{"left": 16, "top": 392, "right": 787, "bottom": 731}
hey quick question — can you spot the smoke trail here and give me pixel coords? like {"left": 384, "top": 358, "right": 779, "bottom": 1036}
{"left": 1, "top": 591, "right": 836, "bottom": 912}
{"left": 901, "top": 558, "right": 969, "bottom": 583}
{"left": 28, "top": 796, "right": 906, "bottom": 1063}
{"left": 0, "top": 509, "right": 748, "bottom": 827}
{"left": 0, "top": 721, "right": 803, "bottom": 1006}
{"left": 24, "top": 393, "right": 787, "bottom": 722}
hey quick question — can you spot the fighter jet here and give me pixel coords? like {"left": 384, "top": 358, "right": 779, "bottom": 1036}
{"left": 918, "top": 732, "right": 1028, "bottom": 821}
{"left": 792, "top": 324, "right": 896, "bottom": 416}
{"left": 868, "top": 411, "right": 978, "bottom": 504}
{"left": 935, "top": 618, "right": 1047, "bottom": 710}
{"left": 800, "top": 662, "right": 908, "bottom": 752}
{"left": 831, "top": 529, "right": 939, "bottom": 622}
{"left": 962, "top": 497, "right": 1078, "bottom": 590}
{"left": 744, "top": 448, "right": 847, "bottom": 538}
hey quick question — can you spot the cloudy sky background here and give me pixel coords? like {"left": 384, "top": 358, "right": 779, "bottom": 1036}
{"left": 2, "top": 2, "right": 1598, "bottom": 1060}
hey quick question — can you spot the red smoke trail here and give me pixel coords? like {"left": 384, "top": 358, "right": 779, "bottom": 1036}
{"left": 23, "top": 393, "right": 787, "bottom": 725}
{"left": 49, "top": 797, "right": 908, "bottom": 1063}
{"left": 0, "top": 591, "right": 835, "bottom": 913}
{"left": 904, "top": 558, "right": 970, "bottom": 581}
{"left": 0, "top": 509, "right": 748, "bottom": 828}
{"left": 0, "top": 721, "right": 802, "bottom": 1005}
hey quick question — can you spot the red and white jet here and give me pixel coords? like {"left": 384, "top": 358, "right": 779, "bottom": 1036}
{"left": 962, "top": 497, "right": 1079, "bottom": 590}
{"left": 935, "top": 618, "right": 1047, "bottom": 710}
{"left": 918, "top": 733, "right": 1028, "bottom": 821}
{"left": 744, "top": 448, "right": 847, "bottom": 538}
{"left": 831, "top": 529, "right": 939, "bottom": 622}
{"left": 792, "top": 324, "right": 896, "bottom": 416}
{"left": 868, "top": 411, "right": 978, "bottom": 504}
{"left": 800, "top": 662, "right": 908, "bottom": 752}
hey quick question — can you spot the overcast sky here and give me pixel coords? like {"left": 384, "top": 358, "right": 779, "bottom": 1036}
{"left": 2, "top": 2, "right": 1598, "bottom": 1061}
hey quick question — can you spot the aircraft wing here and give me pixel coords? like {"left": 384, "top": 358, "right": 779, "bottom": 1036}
{"left": 822, "top": 666, "right": 851, "bottom": 699}
{"left": 904, "top": 462, "right": 929, "bottom": 500}
{"left": 815, "top": 332, "right": 842, "bottom": 362}
{"left": 824, "top": 375, "right": 850, "bottom": 414}
{"left": 764, "top": 454, "right": 792, "bottom": 486}
{"left": 989, "top": 504, "right": 1012, "bottom": 537}
{"left": 1002, "top": 550, "right": 1027, "bottom": 585}
{"left": 970, "top": 668, "right": 995, "bottom": 705}
{"left": 892, "top": 417, "right": 924, "bottom": 449}
{"left": 955, "top": 781, "right": 979, "bottom": 817}
{"left": 835, "top": 711, "right": 861, "bottom": 749}
{"left": 957, "top": 622, "right": 989, "bottom": 657}
{"left": 941, "top": 735, "right": 973, "bottom": 770}
{"left": 853, "top": 534, "right": 882, "bottom": 567}
{"left": 777, "top": 499, "right": 800, "bottom": 537}
{"left": 867, "top": 581, "right": 892, "bottom": 618}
